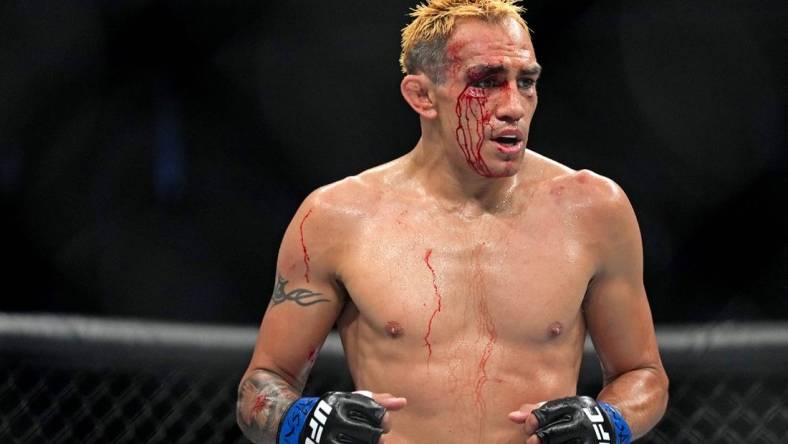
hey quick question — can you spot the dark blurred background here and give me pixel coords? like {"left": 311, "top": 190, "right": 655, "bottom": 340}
{"left": 1, "top": 0, "right": 786, "bottom": 325}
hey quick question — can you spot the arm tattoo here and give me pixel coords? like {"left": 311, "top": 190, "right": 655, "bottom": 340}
{"left": 237, "top": 369, "right": 300, "bottom": 443}
{"left": 271, "top": 274, "right": 329, "bottom": 307}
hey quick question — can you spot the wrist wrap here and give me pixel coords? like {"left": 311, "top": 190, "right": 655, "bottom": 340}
{"left": 533, "top": 396, "right": 632, "bottom": 444}
{"left": 277, "top": 392, "right": 385, "bottom": 444}
{"left": 278, "top": 397, "right": 320, "bottom": 444}
{"left": 599, "top": 402, "right": 632, "bottom": 444}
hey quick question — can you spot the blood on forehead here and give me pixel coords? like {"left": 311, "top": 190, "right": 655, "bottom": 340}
{"left": 444, "top": 40, "right": 466, "bottom": 80}
{"left": 446, "top": 39, "right": 465, "bottom": 60}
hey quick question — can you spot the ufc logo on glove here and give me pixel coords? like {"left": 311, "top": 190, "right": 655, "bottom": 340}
{"left": 583, "top": 406, "right": 611, "bottom": 443}
{"left": 305, "top": 400, "right": 333, "bottom": 444}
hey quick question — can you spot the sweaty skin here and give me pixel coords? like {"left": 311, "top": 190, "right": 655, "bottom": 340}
{"left": 238, "top": 17, "right": 667, "bottom": 444}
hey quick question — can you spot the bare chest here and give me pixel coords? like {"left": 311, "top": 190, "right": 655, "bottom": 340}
{"left": 338, "top": 207, "right": 596, "bottom": 345}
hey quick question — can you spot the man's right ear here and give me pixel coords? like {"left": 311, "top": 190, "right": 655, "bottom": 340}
{"left": 401, "top": 74, "right": 438, "bottom": 119}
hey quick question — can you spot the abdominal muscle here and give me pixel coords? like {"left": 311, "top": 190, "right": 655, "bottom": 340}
{"left": 339, "top": 319, "right": 585, "bottom": 444}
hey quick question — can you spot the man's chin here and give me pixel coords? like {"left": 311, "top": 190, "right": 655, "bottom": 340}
{"left": 482, "top": 161, "right": 522, "bottom": 178}
{"left": 489, "top": 154, "right": 525, "bottom": 177}
{"left": 464, "top": 152, "right": 524, "bottom": 178}
{"left": 490, "top": 167, "right": 520, "bottom": 178}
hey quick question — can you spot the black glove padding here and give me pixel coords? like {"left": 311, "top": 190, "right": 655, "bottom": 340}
{"left": 278, "top": 391, "right": 386, "bottom": 444}
{"left": 532, "top": 396, "right": 623, "bottom": 444}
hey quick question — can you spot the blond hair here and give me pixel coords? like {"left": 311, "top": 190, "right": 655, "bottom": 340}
{"left": 400, "top": 0, "right": 528, "bottom": 82}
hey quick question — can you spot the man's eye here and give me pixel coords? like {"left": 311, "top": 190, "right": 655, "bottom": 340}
{"left": 473, "top": 78, "right": 497, "bottom": 88}
{"left": 518, "top": 78, "right": 536, "bottom": 89}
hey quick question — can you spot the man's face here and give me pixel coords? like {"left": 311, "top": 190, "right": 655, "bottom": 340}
{"left": 434, "top": 17, "right": 540, "bottom": 178}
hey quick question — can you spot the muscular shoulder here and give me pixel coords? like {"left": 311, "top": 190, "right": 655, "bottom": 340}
{"left": 541, "top": 168, "right": 641, "bottom": 278}
{"left": 524, "top": 152, "right": 635, "bottom": 237}
{"left": 557, "top": 169, "right": 634, "bottom": 231}
{"left": 309, "top": 176, "right": 380, "bottom": 216}
{"left": 553, "top": 169, "right": 627, "bottom": 211}
{"left": 277, "top": 173, "right": 386, "bottom": 280}
{"left": 549, "top": 169, "right": 641, "bottom": 270}
{"left": 307, "top": 157, "right": 407, "bottom": 214}
{"left": 524, "top": 151, "right": 623, "bottom": 204}
{"left": 296, "top": 163, "right": 398, "bottom": 237}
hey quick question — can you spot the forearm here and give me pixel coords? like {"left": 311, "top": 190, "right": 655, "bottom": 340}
{"left": 237, "top": 369, "right": 301, "bottom": 443}
{"left": 597, "top": 366, "right": 669, "bottom": 439}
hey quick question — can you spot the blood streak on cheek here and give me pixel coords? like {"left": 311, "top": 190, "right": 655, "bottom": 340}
{"left": 455, "top": 84, "right": 494, "bottom": 177}
{"left": 299, "top": 208, "right": 314, "bottom": 282}
{"left": 422, "top": 249, "right": 442, "bottom": 361}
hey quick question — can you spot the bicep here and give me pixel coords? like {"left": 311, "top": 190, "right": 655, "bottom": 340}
{"left": 584, "top": 192, "right": 661, "bottom": 382}
{"left": 246, "top": 202, "right": 347, "bottom": 389}
{"left": 585, "top": 276, "right": 661, "bottom": 382}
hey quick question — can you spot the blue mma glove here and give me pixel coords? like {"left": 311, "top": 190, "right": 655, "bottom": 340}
{"left": 532, "top": 396, "right": 632, "bottom": 444}
{"left": 278, "top": 392, "right": 386, "bottom": 444}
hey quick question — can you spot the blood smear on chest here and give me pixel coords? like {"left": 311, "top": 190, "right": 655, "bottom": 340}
{"left": 422, "top": 249, "right": 442, "bottom": 361}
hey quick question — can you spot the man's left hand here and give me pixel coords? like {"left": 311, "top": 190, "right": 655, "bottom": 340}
{"left": 509, "top": 396, "right": 631, "bottom": 444}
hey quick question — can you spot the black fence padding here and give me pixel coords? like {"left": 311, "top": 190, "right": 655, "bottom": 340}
{"left": 1, "top": 314, "right": 787, "bottom": 443}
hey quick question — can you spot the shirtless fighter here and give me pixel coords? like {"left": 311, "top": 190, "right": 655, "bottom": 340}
{"left": 237, "top": 1, "right": 669, "bottom": 443}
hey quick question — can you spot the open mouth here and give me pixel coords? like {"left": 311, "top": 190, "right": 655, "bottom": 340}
{"left": 494, "top": 135, "right": 521, "bottom": 146}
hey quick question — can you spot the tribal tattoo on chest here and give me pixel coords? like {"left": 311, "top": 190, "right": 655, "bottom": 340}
{"left": 271, "top": 274, "right": 329, "bottom": 307}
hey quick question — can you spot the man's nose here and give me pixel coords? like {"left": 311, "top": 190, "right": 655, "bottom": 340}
{"left": 495, "top": 81, "right": 526, "bottom": 123}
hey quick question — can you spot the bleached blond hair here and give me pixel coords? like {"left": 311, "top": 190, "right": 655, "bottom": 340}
{"left": 400, "top": 0, "right": 528, "bottom": 82}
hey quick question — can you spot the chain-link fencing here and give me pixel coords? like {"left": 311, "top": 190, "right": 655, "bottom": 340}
{"left": 1, "top": 314, "right": 786, "bottom": 443}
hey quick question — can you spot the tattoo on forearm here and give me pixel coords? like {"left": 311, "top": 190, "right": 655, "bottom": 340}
{"left": 271, "top": 274, "right": 329, "bottom": 306}
{"left": 237, "top": 369, "right": 300, "bottom": 443}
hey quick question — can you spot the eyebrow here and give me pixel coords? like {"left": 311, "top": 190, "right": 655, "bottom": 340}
{"left": 522, "top": 64, "right": 543, "bottom": 76}
{"left": 465, "top": 64, "right": 505, "bottom": 82}
{"left": 465, "top": 63, "right": 542, "bottom": 81}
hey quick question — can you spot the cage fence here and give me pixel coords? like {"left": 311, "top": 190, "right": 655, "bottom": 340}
{"left": 1, "top": 314, "right": 786, "bottom": 443}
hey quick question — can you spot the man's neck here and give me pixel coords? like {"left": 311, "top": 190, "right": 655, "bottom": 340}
{"left": 404, "top": 137, "right": 520, "bottom": 216}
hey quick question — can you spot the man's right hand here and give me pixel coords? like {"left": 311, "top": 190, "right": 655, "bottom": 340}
{"left": 358, "top": 391, "right": 407, "bottom": 443}
{"left": 277, "top": 390, "right": 406, "bottom": 444}
{"left": 508, "top": 401, "right": 544, "bottom": 444}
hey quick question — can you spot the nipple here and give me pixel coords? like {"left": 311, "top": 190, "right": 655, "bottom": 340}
{"left": 549, "top": 322, "right": 563, "bottom": 337}
{"left": 386, "top": 321, "right": 404, "bottom": 338}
